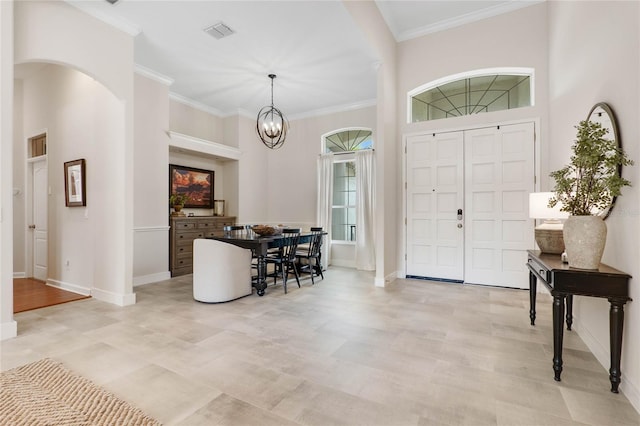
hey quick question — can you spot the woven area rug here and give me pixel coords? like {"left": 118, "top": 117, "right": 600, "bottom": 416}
{"left": 0, "top": 358, "right": 161, "bottom": 425}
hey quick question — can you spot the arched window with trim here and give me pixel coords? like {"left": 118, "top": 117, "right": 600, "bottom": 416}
{"left": 408, "top": 67, "right": 534, "bottom": 123}
{"left": 322, "top": 128, "right": 373, "bottom": 242}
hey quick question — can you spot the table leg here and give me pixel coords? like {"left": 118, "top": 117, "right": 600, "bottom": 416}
{"left": 255, "top": 255, "right": 267, "bottom": 296}
{"left": 609, "top": 299, "right": 626, "bottom": 393}
{"left": 565, "top": 295, "right": 573, "bottom": 330}
{"left": 552, "top": 293, "right": 565, "bottom": 381}
{"left": 529, "top": 271, "right": 537, "bottom": 326}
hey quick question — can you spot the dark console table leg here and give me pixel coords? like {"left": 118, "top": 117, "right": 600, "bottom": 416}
{"left": 609, "top": 299, "right": 626, "bottom": 393}
{"left": 552, "top": 294, "right": 565, "bottom": 381}
{"left": 529, "top": 271, "right": 537, "bottom": 326}
{"left": 565, "top": 295, "right": 573, "bottom": 330}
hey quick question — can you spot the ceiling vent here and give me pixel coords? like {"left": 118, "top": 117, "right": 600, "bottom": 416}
{"left": 204, "top": 22, "right": 235, "bottom": 40}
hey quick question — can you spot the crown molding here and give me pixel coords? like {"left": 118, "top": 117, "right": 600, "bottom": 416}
{"left": 168, "top": 92, "right": 224, "bottom": 117}
{"left": 134, "top": 64, "right": 174, "bottom": 86}
{"left": 396, "top": 1, "right": 543, "bottom": 42}
{"left": 64, "top": 1, "right": 141, "bottom": 36}
{"left": 288, "top": 99, "right": 377, "bottom": 121}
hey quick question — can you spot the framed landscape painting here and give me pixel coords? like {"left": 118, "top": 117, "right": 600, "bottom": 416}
{"left": 169, "top": 164, "right": 214, "bottom": 208}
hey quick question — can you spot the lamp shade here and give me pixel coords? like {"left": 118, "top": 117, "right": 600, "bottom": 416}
{"left": 529, "top": 192, "right": 570, "bottom": 220}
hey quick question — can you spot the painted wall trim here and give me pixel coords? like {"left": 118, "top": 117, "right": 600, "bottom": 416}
{"left": 13, "top": 272, "right": 25, "bottom": 278}
{"left": 133, "top": 271, "right": 171, "bottom": 287}
{"left": 168, "top": 131, "right": 241, "bottom": 161}
{"left": 91, "top": 287, "right": 136, "bottom": 306}
{"left": 288, "top": 99, "right": 377, "bottom": 121}
{"left": 133, "top": 226, "right": 170, "bottom": 233}
{"left": 169, "top": 92, "right": 224, "bottom": 117}
{"left": 0, "top": 320, "right": 17, "bottom": 341}
{"left": 134, "top": 64, "right": 174, "bottom": 86}
{"left": 47, "top": 279, "right": 91, "bottom": 296}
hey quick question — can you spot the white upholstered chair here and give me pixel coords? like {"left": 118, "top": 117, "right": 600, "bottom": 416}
{"left": 193, "top": 239, "right": 252, "bottom": 303}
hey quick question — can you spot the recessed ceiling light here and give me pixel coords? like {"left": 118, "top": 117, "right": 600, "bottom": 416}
{"left": 204, "top": 22, "right": 235, "bottom": 40}
{"left": 105, "top": 0, "right": 119, "bottom": 4}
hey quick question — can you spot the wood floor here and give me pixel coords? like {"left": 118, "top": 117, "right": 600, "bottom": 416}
{"left": 13, "top": 278, "right": 90, "bottom": 313}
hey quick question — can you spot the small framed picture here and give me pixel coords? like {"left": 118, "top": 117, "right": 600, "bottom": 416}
{"left": 64, "top": 159, "right": 86, "bottom": 207}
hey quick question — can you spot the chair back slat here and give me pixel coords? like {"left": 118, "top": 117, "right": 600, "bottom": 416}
{"left": 280, "top": 228, "right": 301, "bottom": 262}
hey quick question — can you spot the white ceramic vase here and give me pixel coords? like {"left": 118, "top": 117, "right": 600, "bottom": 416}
{"left": 563, "top": 215, "right": 607, "bottom": 270}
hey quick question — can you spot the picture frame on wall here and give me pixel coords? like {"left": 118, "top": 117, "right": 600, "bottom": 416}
{"left": 169, "top": 164, "right": 214, "bottom": 209}
{"left": 64, "top": 159, "right": 86, "bottom": 207}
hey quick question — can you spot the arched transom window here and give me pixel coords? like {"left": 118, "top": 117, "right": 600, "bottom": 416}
{"left": 409, "top": 68, "right": 534, "bottom": 123}
{"left": 324, "top": 128, "right": 373, "bottom": 153}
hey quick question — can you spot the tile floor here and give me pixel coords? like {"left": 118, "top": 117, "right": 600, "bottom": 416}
{"left": 1, "top": 267, "right": 639, "bottom": 425}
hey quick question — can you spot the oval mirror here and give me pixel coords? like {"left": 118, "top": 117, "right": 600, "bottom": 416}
{"left": 587, "top": 102, "right": 621, "bottom": 219}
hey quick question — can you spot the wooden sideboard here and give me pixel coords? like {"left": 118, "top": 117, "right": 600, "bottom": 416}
{"left": 169, "top": 216, "right": 235, "bottom": 277}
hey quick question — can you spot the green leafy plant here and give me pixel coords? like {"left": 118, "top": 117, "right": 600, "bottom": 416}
{"left": 549, "top": 120, "right": 633, "bottom": 216}
{"left": 169, "top": 193, "right": 190, "bottom": 206}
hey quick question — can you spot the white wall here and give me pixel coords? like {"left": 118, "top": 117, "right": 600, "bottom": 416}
{"left": 1, "top": 0, "right": 17, "bottom": 340}
{"left": 170, "top": 99, "right": 224, "bottom": 144}
{"left": 133, "top": 73, "right": 171, "bottom": 286}
{"left": 396, "top": 2, "right": 549, "bottom": 276}
{"left": 12, "top": 79, "right": 24, "bottom": 277}
{"left": 14, "top": 0, "right": 135, "bottom": 306}
{"left": 18, "top": 64, "right": 124, "bottom": 296}
{"left": 547, "top": 0, "right": 640, "bottom": 411}
{"left": 344, "top": 1, "right": 398, "bottom": 285}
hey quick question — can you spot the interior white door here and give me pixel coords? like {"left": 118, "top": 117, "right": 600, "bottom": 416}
{"left": 32, "top": 159, "right": 48, "bottom": 281}
{"left": 406, "top": 131, "right": 464, "bottom": 281}
{"left": 464, "top": 123, "right": 535, "bottom": 288}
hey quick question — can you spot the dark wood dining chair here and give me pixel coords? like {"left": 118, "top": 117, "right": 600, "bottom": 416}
{"left": 265, "top": 228, "right": 301, "bottom": 294}
{"left": 295, "top": 227, "right": 324, "bottom": 284}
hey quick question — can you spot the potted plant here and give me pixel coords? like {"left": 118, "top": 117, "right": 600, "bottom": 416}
{"left": 549, "top": 119, "right": 632, "bottom": 269}
{"left": 169, "top": 193, "right": 190, "bottom": 216}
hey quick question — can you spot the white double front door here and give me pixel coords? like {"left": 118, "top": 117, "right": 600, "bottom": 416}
{"left": 406, "top": 122, "right": 535, "bottom": 289}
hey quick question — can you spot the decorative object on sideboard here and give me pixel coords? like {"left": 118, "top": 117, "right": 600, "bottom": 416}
{"left": 529, "top": 192, "right": 569, "bottom": 254}
{"left": 169, "top": 193, "right": 190, "bottom": 217}
{"left": 64, "top": 159, "right": 86, "bottom": 207}
{"left": 213, "top": 200, "right": 225, "bottom": 216}
{"left": 549, "top": 104, "right": 632, "bottom": 269}
{"left": 169, "top": 164, "right": 214, "bottom": 209}
{"left": 256, "top": 74, "right": 289, "bottom": 149}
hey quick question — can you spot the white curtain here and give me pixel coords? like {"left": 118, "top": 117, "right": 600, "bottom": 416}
{"left": 355, "top": 150, "right": 376, "bottom": 271}
{"left": 317, "top": 153, "right": 334, "bottom": 266}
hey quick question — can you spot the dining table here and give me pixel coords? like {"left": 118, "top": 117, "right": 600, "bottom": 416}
{"left": 207, "top": 230, "right": 322, "bottom": 296}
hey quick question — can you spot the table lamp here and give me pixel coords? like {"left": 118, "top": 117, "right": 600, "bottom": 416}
{"left": 529, "top": 192, "right": 569, "bottom": 254}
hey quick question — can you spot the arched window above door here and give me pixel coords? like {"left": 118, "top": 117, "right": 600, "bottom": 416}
{"left": 408, "top": 68, "right": 534, "bottom": 123}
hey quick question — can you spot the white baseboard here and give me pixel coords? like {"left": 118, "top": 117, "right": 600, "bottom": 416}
{"left": 91, "top": 288, "right": 136, "bottom": 307}
{"left": 47, "top": 279, "right": 91, "bottom": 296}
{"left": 133, "top": 271, "right": 171, "bottom": 287}
{"left": 0, "top": 320, "right": 17, "bottom": 341}
{"left": 574, "top": 321, "right": 639, "bottom": 412}
{"left": 330, "top": 259, "right": 355, "bottom": 268}
{"left": 375, "top": 271, "right": 398, "bottom": 287}
{"left": 13, "top": 272, "right": 26, "bottom": 278}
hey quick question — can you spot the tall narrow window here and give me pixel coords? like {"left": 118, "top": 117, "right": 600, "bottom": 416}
{"left": 322, "top": 128, "right": 373, "bottom": 242}
{"left": 409, "top": 68, "right": 534, "bottom": 123}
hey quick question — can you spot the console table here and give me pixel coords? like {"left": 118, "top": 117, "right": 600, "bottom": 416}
{"left": 526, "top": 250, "right": 631, "bottom": 393}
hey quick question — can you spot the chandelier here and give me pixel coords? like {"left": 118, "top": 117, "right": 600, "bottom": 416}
{"left": 256, "top": 74, "right": 289, "bottom": 149}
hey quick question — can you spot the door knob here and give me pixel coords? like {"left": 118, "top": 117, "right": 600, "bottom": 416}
{"left": 457, "top": 223, "right": 463, "bottom": 229}
{"left": 28, "top": 224, "right": 36, "bottom": 229}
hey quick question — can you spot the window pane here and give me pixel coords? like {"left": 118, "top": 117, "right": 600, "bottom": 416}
{"left": 411, "top": 74, "right": 532, "bottom": 123}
